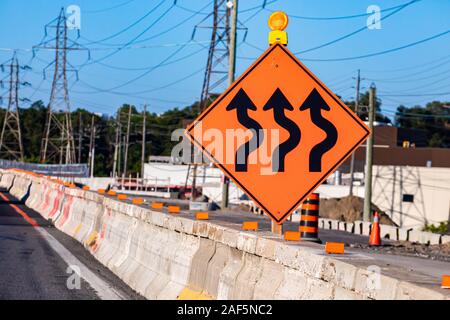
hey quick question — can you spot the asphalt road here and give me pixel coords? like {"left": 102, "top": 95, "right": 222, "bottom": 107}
{"left": 0, "top": 189, "right": 142, "bottom": 300}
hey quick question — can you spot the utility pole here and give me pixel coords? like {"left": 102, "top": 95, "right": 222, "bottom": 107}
{"left": 228, "top": 0, "right": 238, "bottom": 84}
{"left": 0, "top": 53, "right": 25, "bottom": 161}
{"left": 88, "top": 115, "right": 95, "bottom": 177}
{"left": 112, "top": 110, "right": 121, "bottom": 177}
{"left": 363, "top": 83, "right": 376, "bottom": 222}
{"left": 141, "top": 104, "right": 147, "bottom": 179}
{"left": 349, "top": 69, "right": 361, "bottom": 196}
{"left": 77, "top": 112, "right": 83, "bottom": 163}
{"left": 123, "top": 105, "right": 132, "bottom": 176}
{"left": 221, "top": 0, "right": 238, "bottom": 209}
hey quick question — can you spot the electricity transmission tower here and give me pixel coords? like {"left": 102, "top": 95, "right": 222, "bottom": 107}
{"left": 0, "top": 53, "right": 29, "bottom": 161}
{"left": 186, "top": 0, "right": 232, "bottom": 200}
{"left": 35, "top": 8, "right": 88, "bottom": 164}
{"left": 194, "top": 0, "right": 232, "bottom": 113}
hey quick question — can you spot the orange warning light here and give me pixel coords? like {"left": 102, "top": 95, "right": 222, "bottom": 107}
{"left": 268, "top": 11, "right": 288, "bottom": 31}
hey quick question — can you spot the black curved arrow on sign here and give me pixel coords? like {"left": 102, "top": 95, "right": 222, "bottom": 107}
{"left": 226, "top": 88, "right": 264, "bottom": 172}
{"left": 299, "top": 88, "right": 338, "bottom": 172}
{"left": 263, "top": 88, "right": 301, "bottom": 172}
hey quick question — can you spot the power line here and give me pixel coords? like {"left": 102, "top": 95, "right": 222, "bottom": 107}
{"left": 238, "top": 28, "right": 450, "bottom": 62}
{"left": 380, "top": 95, "right": 445, "bottom": 109}
{"left": 381, "top": 108, "right": 450, "bottom": 119}
{"left": 75, "top": 41, "right": 203, "bottom": 93}
{"left": 378, "top": 74, "right": 450, "bottom": 95}
{"left": 81, "top": 0, "right": 166, "bottom": 45}
{"left": 174, "top": 0, "right": 277, "bottom": 15}
{"left": 380, "top": 92, "right": 450, "bottom": 97}
{"left": 78, "top": 1, "right": 175, "bottom": 67}
{"left": 364, "top": 53, "right": 450, "bottom": 73}
{"left": 84, "top": 0, "right": 136, "bottom": 14}
{"left": 367, "top": 62, "right": 450, "bottom": 83}
{"left": 299, "top": 28, "right": 450, "bottom": 62}
{"left": 82, "top": 1, "right": 213, "bottom": 47}
{"left": 86, "top": 41, "right": 206, "bottom": 72}
{"left": 240, "top": 0, "right": 278, "bottom": 13}
{"left": 266, "top": 0, "right": 421, "bottom": 21}
{"left": 74, "top": 23, "right": 243, "bottom": 96}
{"left": 293, "top": 0, "right": 420, "bottom": 55}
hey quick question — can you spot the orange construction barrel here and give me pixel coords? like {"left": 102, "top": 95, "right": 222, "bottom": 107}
{"left": 299, "top": 193, "right": 321, "bottom": 243}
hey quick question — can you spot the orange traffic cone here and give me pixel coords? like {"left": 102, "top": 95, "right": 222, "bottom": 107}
{"left": 369, "top": 211, "right": 381, "bottom": 246}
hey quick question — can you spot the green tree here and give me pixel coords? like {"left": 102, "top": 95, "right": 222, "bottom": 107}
{"left": 343, "top": 90, "right": 391, "bottom": 124}
{"left": 395, "top": 101, "right": 449, "bottom": 148}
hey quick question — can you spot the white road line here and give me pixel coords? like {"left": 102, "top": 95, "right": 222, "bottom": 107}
{"left": 35, "top": 226, "right": 125, "bottom": 300}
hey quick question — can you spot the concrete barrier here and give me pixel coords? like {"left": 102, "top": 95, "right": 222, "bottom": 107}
{"left": 442, "top": 235, "right": 450, "bottom": 244}
{"left": 3, "top": 170, "right": 449, "bottom": 300}
{"left": 9, "top": 174, "right": 31, "bottom": 200}
{"left": 379, "top": 225, "right": 398, "bottom": 240}
{"left": 408, "top": 230, "right": 442, "bottom": 245}
{"left": 0, "top": 171, "right": 15, "bottom": 189}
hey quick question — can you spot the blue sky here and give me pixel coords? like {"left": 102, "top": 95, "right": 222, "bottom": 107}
{"left": 0, "top": 0, "right": 449, "bottom": 117}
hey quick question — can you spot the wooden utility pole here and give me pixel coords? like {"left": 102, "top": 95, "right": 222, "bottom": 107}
{"left": 349, "top": 69, "right": 361, "bottom": 196}
{"left": 123, "top": 105, "right": 132, "bottom": 176}
{"left": 77, "top": 112, "right": 83, "bottom": 163}
{"left": 221, "top": 0, "right": 238, "bottom": 209}
{"left": 88, "top": 115, "right": 95, "bottom": 177}
{"left": 363, "top": 84, "right": 376, "bottom": 222}
{"left": 141, "top": 104, "right": 147, "bottom": 179}
{"left": 112, "top": 110, "right": 121, "bottom": 177}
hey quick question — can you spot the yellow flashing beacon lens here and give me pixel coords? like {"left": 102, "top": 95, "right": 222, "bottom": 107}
{"left": 268, "top": 11, "right": 289, "bottom": 31}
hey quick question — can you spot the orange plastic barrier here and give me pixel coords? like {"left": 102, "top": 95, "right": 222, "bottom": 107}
{"left": 196, "top": 212, "right": 209, "bottom": 220}
{"left": 442, "top": 275, "right": 450, "bottom": 289}
{"left": 98, "top": 189, "right": 106, "bottom": 194}
{"left": 242, "top": 221, "right": 258, "bottom": 231}
{"left": 117, "top": 194, "right": 127, "bottom": 200}
{"left": 82, "top": 186, "right": 90, "bottom": 191}
{"left": 325, "top": 242, "right": 345, "bottom": 254}
{"left": 132, "top": 198, "right": 144, "bottom": 205}
{"left": 151, "top": 202, "right": 164, "bottom": 209}
{"left": 284, "top": 231, "right": 300, "bottom": 241}
{"left": 168, "top": 206, "right": 180, "bottom": 214}
{"left": 107, "top": 190, "right": 117, "bottom": 196}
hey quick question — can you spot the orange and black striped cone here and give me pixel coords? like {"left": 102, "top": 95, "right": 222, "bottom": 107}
{"left": 369, "top": 211, "right": 381, "bottom": 246}
{"left": 299, "top": 193, "right": 321, "bottom": 243}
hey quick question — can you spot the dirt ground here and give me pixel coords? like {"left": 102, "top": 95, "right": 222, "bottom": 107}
{"left": 319, "top": 195, "right": 397, "bottom": 226}
{"left": 351, "top": 242, "right": 450, "bottom": 262}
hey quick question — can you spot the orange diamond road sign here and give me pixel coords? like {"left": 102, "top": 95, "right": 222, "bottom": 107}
{"left": 185, "top": 43, "right": 370, "bottom": 224}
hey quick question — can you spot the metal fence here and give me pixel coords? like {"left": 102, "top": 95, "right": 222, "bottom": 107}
{"left": 0, "top": 159, "right": 89, "bottom": 177}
